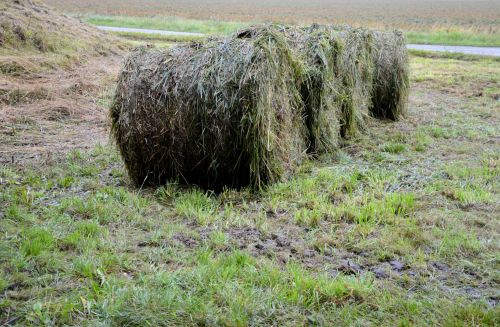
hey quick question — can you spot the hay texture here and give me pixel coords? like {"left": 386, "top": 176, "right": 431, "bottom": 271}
{"left": 111, "top": 24, "right": 409, "bottom": 190}
{"left": 369, "top": 30, "right": 409, "bottom": 120}
{"left": 332, "top": 26, "right": 374, "bottom": 136}
{"left": 235, "top": 25, "right": 343, "bottom": 154}
{"left": 111, "top": 28, "right": 306, "bottom": 190}
{"left": 240, "top": 25, "right": 374, "bottom": 154}
{"left": 286, "top": 25, "right": 344, "bottom": 154}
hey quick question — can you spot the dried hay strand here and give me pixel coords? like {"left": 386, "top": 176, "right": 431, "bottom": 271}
{"left": 369, "top": 30, "right": 409, "bottom": 120}
{"left": 331, "top": 25, "right": 375, "bottom": 137}
{"left": 0, "top": 0, "right": 118, "bottom": 54}
{"left": 305, "top": 25, "right": 408, "bottom": 124}
{"left": 111, "top": 27, "right": 307, "bottom": 190}
{"left": 235, "top": 25, "right": 343, "bottom": 154}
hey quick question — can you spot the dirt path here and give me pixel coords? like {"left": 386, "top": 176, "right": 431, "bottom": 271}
{"left": 0, "top": 54, "right": 123, "bottom": 166}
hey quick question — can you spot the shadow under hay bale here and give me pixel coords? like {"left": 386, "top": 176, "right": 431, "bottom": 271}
{"left": 111, "top": 27, "right": 307, "bottom": 191}
{"left": 370, "top": 30, "right": 409, "bottom": 120}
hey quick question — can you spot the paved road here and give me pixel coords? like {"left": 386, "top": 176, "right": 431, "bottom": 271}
{"left": 407, "top": 44, "right": 500, "bottom": 57}
{"left": 97, "top": 26, "right": 204, "bottom": 37}
{"left": 97, "top": 26, "right": 500, "bottom": 57}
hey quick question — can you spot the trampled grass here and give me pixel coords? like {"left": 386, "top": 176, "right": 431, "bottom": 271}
{"left": 1, "top": 53, "right": 499, "bottom": 325}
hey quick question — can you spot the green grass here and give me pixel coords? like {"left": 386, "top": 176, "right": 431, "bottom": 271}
{"left": 82, "top": 14, "right": 248, "bottom": 35}
{"left": 409, "top": 49, "right": 500, "bottom": 62}
{"left": 112, "top": 31, "right": 204, "bottom": 43}
{"left": 406, "top": 31, "right": 500, "bottom": 47}
{"left": 1, "top": 54, "right": 499, "bottom": 325}
{"left": 1, "top": 139, "right": 498, "bottom": 324}
{"left": 82, "top": 14, "right": 500, "bottom": 47}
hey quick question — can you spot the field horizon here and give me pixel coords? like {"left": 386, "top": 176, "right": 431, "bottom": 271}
{"left": 46, "top": 0, "right": 500, "bottom": 33}
{"left": 82, "top": 14, "right": 500, "bottom": 47}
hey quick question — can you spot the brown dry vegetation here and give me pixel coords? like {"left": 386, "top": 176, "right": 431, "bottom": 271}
{"left": 45, "top": 0, "right": 500, "bottom": 34}
{"left": 0, "top": 0, "right": 125, "bottom": 164}
{"left": 0, "top": 55, "right": 121, "bottom": 165}
{"left": 0, "top": 0, "right": 122, "bottom": 75}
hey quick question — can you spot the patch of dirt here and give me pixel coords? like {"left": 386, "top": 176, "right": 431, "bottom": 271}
{"left": 0, "top": 54, "right": 123, "bottom": 165}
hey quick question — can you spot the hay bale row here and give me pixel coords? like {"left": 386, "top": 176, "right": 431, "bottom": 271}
{"left": 111, "top": 24, "right": 409, "bottom": 190}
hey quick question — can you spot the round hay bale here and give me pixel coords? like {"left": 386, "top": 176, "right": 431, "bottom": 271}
{"left": 293, "top": 25, "right": 343, "bottom": 154}
{"left": 326, "top": 25, "right": 375, "bottom": 138}
{"left": 239, "top": 24, "right": 374, "bottom": 153}
{"left": 238, "top": 25, "right": 344, "bottom": 155}
{"left": 111, "top": 28, "right": 307, "bottom": 190}
{"left": 294, "top": 24, "right": 374, "bottom": 145}
{"left": 369, "top": 30, "right": 409, "bottom": 120}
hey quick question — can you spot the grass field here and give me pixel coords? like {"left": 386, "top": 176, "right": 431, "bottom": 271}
{"left": 1, "top": 49, "right": 499, "bottom": 324}
{"left": 46, "top": 0, "right": 500, "bottom": 46}
{"left": 83, "top": 15, "right": 500, "bottom": 46}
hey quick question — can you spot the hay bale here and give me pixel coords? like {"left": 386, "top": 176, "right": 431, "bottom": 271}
{"left": 291, "top": 26, "right": 343, "bottom": 154}
{"left": 334, "top": 26, "right": 375, "bottom": 136}
{"left": 111, "top": 27, "right": 307, "bottom": 190}
{"left": 237, "top": 24, "right": 374, "bottom": 153}
{"left": 369, "top": 30, "right": 409, "bottom": 120}
{"left": 235, "top": 25, "right": 342, "bottom": 154}
{"left": 289, "top": 25, "right": 374, "bottom": 149}
{"left": 301, "top": 25, "right": 409, "bottom": 124}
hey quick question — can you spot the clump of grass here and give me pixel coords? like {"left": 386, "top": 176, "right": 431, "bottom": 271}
{"left": 21, "top": 228, "right": 55, "bottom": 257}
{"left": 381, "top": 142, "right": 407, "bottom": 154}
{"left": 439, "top": 228, "right": 481, "bottom": 258}
{"left": 294, "top": 208, "right": 322, "bottom": 227}
{"left": 338, "top": 193, "right": 415, "bottom": 224}
{"left": 174, "top": 189, "right": 219, "bottom": 224}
